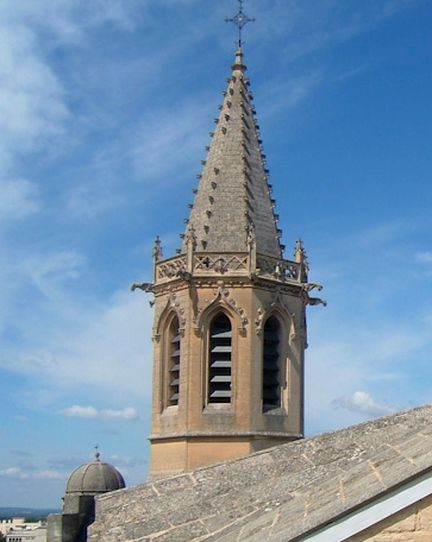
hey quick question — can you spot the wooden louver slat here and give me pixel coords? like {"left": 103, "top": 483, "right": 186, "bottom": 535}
{"left": 208, "top": 314, "right": 232, "bottom": 404}
{"left": 167, "top": 317, "right": 181, "bottom": 407}
{"left": 262, "top": 317, "right": 281, "bottom": 411}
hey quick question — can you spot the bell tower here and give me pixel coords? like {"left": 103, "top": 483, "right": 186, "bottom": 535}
{"left": 135, "top": 31, "right": 324, "bottom": 478}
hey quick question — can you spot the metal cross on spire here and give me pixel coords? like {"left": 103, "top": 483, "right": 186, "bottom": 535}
{"left": 225, "top": 0, "right": 255, "bottom": 49}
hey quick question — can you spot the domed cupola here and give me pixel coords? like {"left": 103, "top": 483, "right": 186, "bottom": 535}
{"left": 66, "top": 450, "right": 125, "bottom": 496}
{"left": 47, "top": 449, "right": 126, "bottom": 542}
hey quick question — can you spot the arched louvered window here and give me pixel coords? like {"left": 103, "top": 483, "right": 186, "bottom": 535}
{"left": 167, "top": 316, "right": 181, "bottom": 406}
{"left": 262, "top": 316, "right": 281, "bottom": 411}
{"left": 208, "top": 313, "right": 232, "bottom": 404}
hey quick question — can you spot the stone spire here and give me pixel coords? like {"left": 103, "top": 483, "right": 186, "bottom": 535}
{"left": 183, "top": 48, "right": 282, "bottom": 257}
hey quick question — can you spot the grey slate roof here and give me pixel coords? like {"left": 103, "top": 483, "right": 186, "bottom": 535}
{"left": 183, "top": 49, "right": 282, "bottom": 257}
{"left": 89, "top": 404, "right": 432, "bottom": 541}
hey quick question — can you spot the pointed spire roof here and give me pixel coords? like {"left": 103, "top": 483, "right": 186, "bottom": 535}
{"left": 183, "top": 48, "right": 282, "bottom": 258}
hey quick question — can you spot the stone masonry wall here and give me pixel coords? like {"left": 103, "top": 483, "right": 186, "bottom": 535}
{"left": 347, "top": 493, "right": 432, "bottom": 541}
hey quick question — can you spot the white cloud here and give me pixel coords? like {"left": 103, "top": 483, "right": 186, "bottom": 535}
{"left": 0, "top": 179, "right": 40, "bottom": 221}
{"left": 0, "top": 24, "right": 69, "bottom": 169}
{"left": 0, "top": 467, "right": 29, "bottom": 479}
{"left": 61, "top": 405, "right": 139, "bottom": 421}
{"left": 20, "top": 251, "right": 86, "bottom": 297}
{"left": 0, "top": 466, "right": 64, "bottom": 480}
{"left": 305, "top": 308, "right": 431, "bottom": 434}
{"left": 47, "top": 456, "right": 86, "bottom": 469}
{"left": 0, "top": 276, "right": 153, "bottom": 402}
{"left": 108, "top": 455, "right": 146, "bottom": 468}
{"left": 0, "top": 0, "right": 142, "bottom": 45}
{"left": 101, "top": 407, "right": 139, "bottom": 420}
{"left": 354, "top": 222, "right": 408, "bottom": 247}
{"left": 0, "top": 250, "right": 87, "bottom": 334}
{"left": 61, "top": 405, "right": 98, "bottom": 418}
{"left": 64, "top": 181, "right": 122, "bottom": 219}
{"left": 48, "top": 290, "right": 153, "bottom": 397}
{"left": 0, "top": 0, "right": 145, "bottom": 170}
{"left": 131, "top": 99, "right": 213, "bottom": 181}
{"left": 332, "top": 391, "right": 395, "bottom": 417}
{"left": 15, "top": 415, "right": 29, "bottom": 423}
{"left": 416, "top": 251, "right": 432, "bottom": 264}
{"left": 373, "top": 331, "right": 426, "bottom": 360}
{"left": 34, "top": 469, "right": 64, "bottom": 480}
{"left": 259, "top": 72, "right": 322, "bottom": 119}
{"left": 270, "top": 0, "right": 422, "bottom": 63}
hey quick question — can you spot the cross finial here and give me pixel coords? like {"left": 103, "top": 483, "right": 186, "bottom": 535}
{"left": 94, "top": 444, "right": 101, "bottom": 461}
{"left": 225, "top": 0, "right": 255, "bottom": 49}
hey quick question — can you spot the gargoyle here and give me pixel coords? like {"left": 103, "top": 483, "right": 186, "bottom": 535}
{"left": 176, "top": 269, "right": 192, "bottom": 281}
{"left": 131, "top": 282, "right": 154, "bottom": 293}
{"left": 307, "top": 297, "right": 327, "bottom": 307}
{"left": 303, "top": 282, "right": 323, "bottom": 292}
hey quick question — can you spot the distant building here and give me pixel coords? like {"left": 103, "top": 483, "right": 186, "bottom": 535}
{"left": 4, "top": 522, "right": 46, "bottom": 542}
{"left": 0, "top": 519, "right": 44, "bottom": 538}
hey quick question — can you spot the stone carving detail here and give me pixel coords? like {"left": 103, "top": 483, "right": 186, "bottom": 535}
{"left": 194, "top": 253, "right": 248, "bottom": 274}
{"left": 254, "top": 289, "right": 297, "bottom": 339}
{"left": 254, "top": 306, "right": 265, "bottom": 335}
{"left": 155, "top": 253, "right": 250, "bottom": 283}
{"left": 154, "top": 291, "right": 186, "bottom": 342}
{"left": 155, "top": 252, "right": 304, "bottom": 284}
{"left": 246, "top": 222, "right": 256, "bottom": 251}
{"left": 256, "top": 254, "right": 300, "bottom": 281}
{"left": 156, "top": 255, "right": 187, "bottom": 281}
{"left": 184, "top": 225, "right": 197, "bottom": 250}
{"left": 153, "top": 236, "right": 163, "bottom": 262}
{"left": 295, "top": 238, "right": 309, "bottom": 272}
{"left": 195, "top": 285, "right": 248, "bottom": 336}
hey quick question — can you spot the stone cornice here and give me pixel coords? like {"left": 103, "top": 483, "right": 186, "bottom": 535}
{"left": 149, "top": 431, "right": 303, "bottom": 442}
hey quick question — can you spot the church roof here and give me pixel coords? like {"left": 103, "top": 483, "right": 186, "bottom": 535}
{"left": 182, "top": 48, "right": 282, "bottom": 257}
{"left": 89, "top": 405, "right": 432, "bottom": 541}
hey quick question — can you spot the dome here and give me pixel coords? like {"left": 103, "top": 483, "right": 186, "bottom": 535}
{"left": 66, "top": 452, "right": 125, "bottom": 495}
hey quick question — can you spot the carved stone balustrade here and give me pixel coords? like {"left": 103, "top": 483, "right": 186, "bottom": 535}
{"left": 193, "top": 253, "right": 249, "bottom": 275}
{"left": 155, "top": 251, "right": 303, "bottom": 285}
{"left": 155, "top": 254, "right": 187, "bottom": 283}
{"left": 256, "top": 254, "right": 301, "bottom": 282}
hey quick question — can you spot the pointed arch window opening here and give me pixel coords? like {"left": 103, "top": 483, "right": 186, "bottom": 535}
{"left": 208, "top": 313, "right": 232, "bottom": 404}
{"left": 167, "top": 316, "right": 181, "bottom": 407}
{"left": 262, "top": 316, "right": 282, "bottom": 411}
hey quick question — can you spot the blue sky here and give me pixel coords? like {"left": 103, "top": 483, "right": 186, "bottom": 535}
{"left": 1, "top": 0, "right": 432, "bottom": 508}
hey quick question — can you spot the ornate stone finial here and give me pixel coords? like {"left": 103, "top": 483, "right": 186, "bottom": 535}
{"left": 246, "top": 222, "right": 256, "bottom": 251}
{"left": 246, "top": 221, "right": 257, "bottom": 273}
{"left": 94, "top": 445, "right": 101, "bottom": 462}
{"left": 185, "top": 224, "right": 197, "bottom": 250}
{"left": 153, "top": 236, "right": 163, "bottom": 262}
{"left": 185, "top": 224, "right": 197, "bottom": 273}
{"left": 295, "top": 239, "right": 309, "bottom": 271}
{"left": 225, "top": 0, "right": 255, "bottom": 49}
